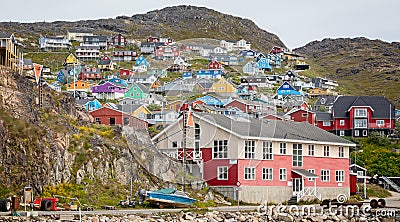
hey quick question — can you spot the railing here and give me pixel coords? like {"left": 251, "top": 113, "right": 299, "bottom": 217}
{"left": 297, "top": 187, "right": 321, "bottom": 201}
{"left": 162, "top": 150, "right": 203, "bottom": 161}
{"left": 368, "top": 123, "right": 392, "bottom": 129}
{"left": 382, "top": 176, "right": 400, "bottom": 192}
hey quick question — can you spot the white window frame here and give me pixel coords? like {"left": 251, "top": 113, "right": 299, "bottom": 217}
{"left": 354, "top": 119, "right": 367, "bottom": 128}
{"left": 292, "top": 143, "right": 303, "bottom": 167}
{"left": 244, "top": 167, "right": 256, "bottom": 180}
{"left": 308, "top": 169, "right": 315, "bottom": 181}
{"left": 279, "top": 142, "right": 287, "bottom": 154}
{"left": 308, "top": 144, "right": 314, "bottom": 156}
{"left": 244, "top": 140, "right": 255, "bottom": 159}
{"left": 321, "top": 170, "right": 330, "bottom": 182}
{"left": 323, "top": 121, "right": 331, "bottom": 126}
{"left": 263, "top": 141, "right": 273, "bottom": 160}
{"left": 354, "top": 130, "right": 359, "bottom": 136}
{"left": 324, "top": 146, "right": 330, "bottom": 157}
{"left": 339, "top": 146, "right": 344, "bottom": 158}
{"left": 376, "top": 120, "right": 384, "bottom": 126}
{"left": 279, "top": 168, "right": 287, "bottom": 181}
{"left": 340, "top": 130, "right": 345, "bottom": 136}
{"left": 363, "top": 130, "right": 368, "bottom": 136}
{"left": 262, "top": 168, "right": 273, "bottom": 180}
{"left": 336, "top": 170, "right": 345, "bottom": 182}
{"left": 340, "top": 120, "right": 345, "bottom": 126}
{"left": 217, "top": 166, "right": 228, "bottom": 180}
{"left": 355, "top": 108, "right": 367, "bottom": 117}
{"left": 213, "top": 140, "right": 228, "bottom": 159}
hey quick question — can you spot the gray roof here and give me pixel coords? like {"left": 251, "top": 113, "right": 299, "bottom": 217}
{"left": 75, "top": 98, "right": 94, "bottom": 106}
{"left": 333, "top": 96, "right": 395, "bottom": 118}
{"left": 136, "top": 83, "right": 149, "bottom": 94}
{"left": 0, "top": 33, "right": 12, "bottom": 39}
{"left": 23, "top": 59, "right": 33, "bottom": 66}
{"left": 315, "top": 96, "right": 336, "bottom": 107}
{"left": 315, "top": 112, "right": 333, "bottom": 121}
{"left": 118, "top": 104, "right": 144, "bottom": 113}
{"left": 194, "top": 113, "right": 354, "bottom": 145}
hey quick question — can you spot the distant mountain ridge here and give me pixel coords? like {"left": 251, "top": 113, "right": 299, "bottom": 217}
{"left": 295, "top": 37, "right": 400, "bottom": 107}
{"left": 0, "top": 5, "right": 285, "bottom": 52}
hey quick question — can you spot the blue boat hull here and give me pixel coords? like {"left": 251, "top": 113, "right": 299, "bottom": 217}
{"left": 146, "top": 191, "right": 196, "bottom": 207}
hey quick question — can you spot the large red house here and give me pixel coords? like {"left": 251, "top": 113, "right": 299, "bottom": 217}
{"left": 89, "top": 107, "right": 148, "bottom": 129}
{"left": 316, "top": 96, "right": 395, "bottom": 137}
{"left": 152, "top": 113, "right": 355, "bottom": 203}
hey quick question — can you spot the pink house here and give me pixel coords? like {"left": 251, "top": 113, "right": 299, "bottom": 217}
{"left": 152, "top": 113, "right": 355, "bottom": 203}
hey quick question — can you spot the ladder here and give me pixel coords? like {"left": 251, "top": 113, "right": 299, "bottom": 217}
{"left": 382, "top": 176, "right": 400, "bottom": 192}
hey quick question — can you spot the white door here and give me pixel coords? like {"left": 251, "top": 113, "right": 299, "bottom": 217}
{"left": 292, "top": 178, "right": 303, "bottom": 195}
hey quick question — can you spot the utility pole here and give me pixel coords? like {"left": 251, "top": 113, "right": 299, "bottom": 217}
{"left": 182, "top": 109, "right": 187, "bottom": 192}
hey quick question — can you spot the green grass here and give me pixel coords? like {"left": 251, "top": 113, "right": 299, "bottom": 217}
{"left": 357, "top": 184, "right": 392, "bottom": 198}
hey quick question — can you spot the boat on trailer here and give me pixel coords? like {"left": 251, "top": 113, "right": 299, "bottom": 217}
{"left": 146, "top": 188, "right": 196, "bottom": 208}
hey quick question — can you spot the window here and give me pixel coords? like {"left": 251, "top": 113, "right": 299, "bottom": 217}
{"left": 340, "top": 130, "right": 345, "bottom": 136}
{"left": 308, "top": 145, "right": 314, "bottom": 156}
{"left": 354, "top": 130, "right": 359, "bottom": 136}
{"left": 340, "top": 120, "right": 345, "bottom": 126}
{"left": 262, "top": 168, "right": 273, "bottom": 180}
{"left": 172, "top": 141, "right": 178, "bottom": 148}
{"left": 245, "top": 140, "right": 255, "bottom": 159}
{"left": 339, "top": 147, "right": 344, "bottom": 158}
{"left": 321, "top": 170, "right": 330, "bottom": 182}
{"left": 279, "top": 143, "right": 287, "bottom": 154}
{"left": 292, "top": 144, "right": 303, "bottom": 167}
{"left": 308, "top": 169, "right": 315, "bottom": 181}
{"left": 363, "top": 130, "right": 368, "bottom": 136}
{"left": 336, "top": 170, "right": 344, "bottom": 182}
{"left": 323, "top": 121, "right": 331, "bottom": 126}
{"left": 263, "top": 141, "right": 273, "bottom": 160}
{"left": 279, "top": 168, "right": 287, "bottom": 181}
{"left": 244, "top": 167, "right": 255, "bottom": 180}
{"left": 213, "top": 140, "right": 228, "bottom": 159}
{"left": 324, "top": 146, "right": 330, "bottom": 157}
{"left": 194, "top": 123, "right": 200, "bottom": 140}
{"left": 357, "top": 171, "right": 364, "bottom": 177}
{"left": 376, "top": 120, "right": 384, "bottom": 126}
{"left": 354, "top": 119, "right": 367, "bottom": 128}
{"left": 217, "top": 166, "right": 228, "bottom": 180}
{"left": 355, "top": 109, "right": 367, "bottom": 117}
{"left": 95, "top": 117, "right": 101, "bottom": 124}
{"left": 302, "top": 113, "right": 308, "bottom": 117}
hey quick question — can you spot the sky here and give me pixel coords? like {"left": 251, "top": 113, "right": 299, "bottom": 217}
{"left": 1, "top": 0, "right": 399, "bottom": 49}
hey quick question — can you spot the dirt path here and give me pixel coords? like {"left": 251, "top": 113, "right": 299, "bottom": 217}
{"left": 376, "top": 191, "right": 400, "bottom": 207}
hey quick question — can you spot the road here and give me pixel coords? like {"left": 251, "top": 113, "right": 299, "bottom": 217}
{"left": 0, "top": 205, "right": 259, "bottom": 217}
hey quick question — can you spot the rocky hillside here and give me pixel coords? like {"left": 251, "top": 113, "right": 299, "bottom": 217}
{"left": 0, "top": 66, "right": 200, "bottom": 203}
{"left": 294, "top": 37, "right": 400, "bottom": 107}
{"left": 0, "top": 5, "right": 285, "bottom": 52}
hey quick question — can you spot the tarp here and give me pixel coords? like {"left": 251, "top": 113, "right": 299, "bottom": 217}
{"left": 154, "top": 188, "right": 176, "bottom": 194}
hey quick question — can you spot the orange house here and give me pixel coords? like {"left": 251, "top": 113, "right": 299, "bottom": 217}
{"left": 66, "top": 80, "right": 91, "bottom": 92}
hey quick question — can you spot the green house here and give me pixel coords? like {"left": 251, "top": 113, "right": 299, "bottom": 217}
{"left": 124, "top": 83, "right": 149, "bottom": 100}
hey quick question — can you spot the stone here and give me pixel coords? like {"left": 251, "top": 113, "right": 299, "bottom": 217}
{"left": 238, "top": 215, "right": 246, "bottom": 221}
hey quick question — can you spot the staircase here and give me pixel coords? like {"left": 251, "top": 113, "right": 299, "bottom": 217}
{"left": 382, "top": 176, "right": 400, "bottom": 192}
{"left": 288, "top": 196, "right": 297, "bottom": 205}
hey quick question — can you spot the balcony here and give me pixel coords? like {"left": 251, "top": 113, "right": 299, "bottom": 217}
{"left": 162, "top": 149, "right": 202, "bottom": 161}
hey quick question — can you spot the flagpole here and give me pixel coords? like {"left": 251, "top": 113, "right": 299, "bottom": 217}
{"left": 182, "top": 108, "right": 187, "bottom": 192}
{"left": 73, "top": 63, "right": 76, "bottom": 98}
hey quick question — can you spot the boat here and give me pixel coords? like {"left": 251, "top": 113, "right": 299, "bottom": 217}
{"left": 146, "top": 188, "right": 196, "bottom": 208}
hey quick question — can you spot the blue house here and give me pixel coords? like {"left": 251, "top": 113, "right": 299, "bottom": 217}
{"left": 196, "top": 69, "right": 223, "bottom": 79}
{"left": 107, "top": 78, "right": 128, "bottom": 87}
{"left": 76, "top": 98, "right": 102, "bottom": 111}
{"left": 256, "top": 57, "right": 272, "bottom": 71}
{"left": 135, "top": 55, "right": 150, "bottom": 67}
{"left": 242, "top": 61, "right": 258, "bottom": 75}
{"left": 277, "top": 81, "right": 302, "bottom": 96}
{"left": 57, "top": 69, "right": 74, "bottom": 84}
{"left": 197, "top": 95, "right": 225, "bottom": 107}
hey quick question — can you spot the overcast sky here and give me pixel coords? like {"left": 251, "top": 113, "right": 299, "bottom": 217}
{"left": 1, "top": 0, "right": 399, "bottom": 49}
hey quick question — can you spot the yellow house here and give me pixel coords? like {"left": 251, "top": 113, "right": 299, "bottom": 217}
{"left": 165, "top": 100, "right": 183, "bottom": 112}
{"left": 66, "top": 80, "right": 90, "bottom": 92}
{"left": 64, "top": 53, "right": 79, "bottom": 65}
{"left": 210, "top": 78, "right": 236, "bottom": 95}
{"left": 132, "top": 105, "right": 151, "bottom": 120}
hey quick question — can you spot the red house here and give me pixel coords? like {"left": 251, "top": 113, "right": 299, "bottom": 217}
{"left": 155, "top": 45, "right": 180, "bottom": 60}
{"left": 147, "top": 36, "right": 173, "bottom": 45}
{"left": 225, "top": 99, "right": 263, "bottom": 117}
{"left": 152, "top": 113, "right": 356, "bottom": 203}
{"left": 78, "top": 67, "right": 102, "bottom": 80}
{"left": 270, "top": 46, "right": 285, "bottom": 54}
{"left": 316, "top": 96, "right": 395, "bottom": 137}
{"left": 284, "top": 108, "right": 315, "bottom": 125}
{"left": 208, "top": 61, "right": 223, "bottom": 69}
{"left": 119, "top": 68, "right": 135, "bottom": 79}
{"left": 111, "top": 33, "right": 126, "bottom": 47}
{"left": 89, "top": 107, "right": 148, "bottom": 129}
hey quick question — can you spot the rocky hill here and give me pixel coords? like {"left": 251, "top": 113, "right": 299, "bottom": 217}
{"left": 0, "top": 5, "right": 285, "bottom": 52}
{"left": 294, "top": 37, "right": 400, "bottom": 107}
{"left": 0, "top": 66, "right": 201, "bottom": 204}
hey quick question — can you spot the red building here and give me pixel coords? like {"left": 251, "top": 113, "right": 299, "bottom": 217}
{"left": 317, "top": 96, "right": 395, "bottom": 137}
{"left": 89, "top": 107, "right": 148, "bottom": 129}
{"left": 111, "top": 34, "right": 126, "bottom": 47}
{"left": 284, "top": 108, "right": 315, "bottom": 125}
{"left": 119, "top": 68, "right": 135, "bottom": 79}
{"left": 147, "top": 36, "right": 173, "bottom": 45}
{"left": 208, "top": 61, "right": 223, "bottom": 69}
{"left": 155, "top": 45, "right": 180, "bottom": 60}
{"left": 78, "top": 67, "right": 102, "bottom": 80}
{"left": 152, "top": 113, "right": 355, "bottom": 203}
